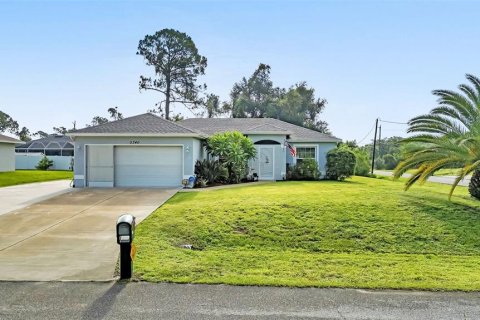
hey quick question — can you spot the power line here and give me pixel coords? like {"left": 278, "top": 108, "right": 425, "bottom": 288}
{"left": 357, "top": 122, "right": 376, "bottom": 144}
{"left": 379, "top": 119, "right": 408, "bottom": 125}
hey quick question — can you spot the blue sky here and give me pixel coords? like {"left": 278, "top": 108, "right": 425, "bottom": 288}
{"left": 0, "top": 0, "right": 478, "bottom": 143}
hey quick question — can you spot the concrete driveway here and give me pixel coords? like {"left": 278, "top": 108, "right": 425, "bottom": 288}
{"left": 0, "top": 180, "right": 72, "bottom": 216}
{"left": 0, "top": 188, "right": 178, "bottom": 281}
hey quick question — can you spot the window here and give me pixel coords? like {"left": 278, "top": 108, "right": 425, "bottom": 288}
{"left": 296, "top": 147, "right": 316, "bottom": 164}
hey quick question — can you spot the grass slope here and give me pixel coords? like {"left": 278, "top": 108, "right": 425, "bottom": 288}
{"left": 134, "top": 177, "right": 480, "bottom": 290}
{"left": 0, "top": 170, "right": 73, "bottom": 187}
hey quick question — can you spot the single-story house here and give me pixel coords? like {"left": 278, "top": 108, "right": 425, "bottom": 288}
{"left": 0, "top": 134, "right": 24, "bottom": 172}
{"left": 69, "top": 113, "right": 341, "bottom": 187}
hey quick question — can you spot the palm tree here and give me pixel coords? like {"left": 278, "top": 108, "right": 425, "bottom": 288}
{"left": 394, "top": 74, "right": 480, "bottom": 199}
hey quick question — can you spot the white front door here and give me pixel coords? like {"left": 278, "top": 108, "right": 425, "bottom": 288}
{"left": 258, "top": 147, "right": 274, "bottom": 180}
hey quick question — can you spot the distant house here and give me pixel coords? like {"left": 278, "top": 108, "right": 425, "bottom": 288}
{"left": 15, "top": 135, "right": 74, "bottom": 170}
{"left": 0, "top": 134, "right": 24, "bottom": 172}
{"left": 69, "top": 113, "right": 341, "bottom": 188}
{"left": 15, "top": 135, "right": 74, "bottom": 156}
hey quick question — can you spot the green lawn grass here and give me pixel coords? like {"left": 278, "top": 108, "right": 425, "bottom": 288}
{"left": 0, "top": 170, "right": 73, "bottom": 187}
{"left": 134, "top": 177, "right": 480, "bottom": 290}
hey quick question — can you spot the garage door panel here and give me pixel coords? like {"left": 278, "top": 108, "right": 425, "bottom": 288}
{"left": 87, "top": 145, "right": 114, "bottom": 187}
{"left": 114, "top": 146, "right": 182, "bottom": 187}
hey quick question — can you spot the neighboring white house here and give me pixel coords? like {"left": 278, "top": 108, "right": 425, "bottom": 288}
{"left": 69, "top": 113, "right": 341, "bottom": 188}
{"left": 0, "top": 134, "right": 24, "bottom": 172}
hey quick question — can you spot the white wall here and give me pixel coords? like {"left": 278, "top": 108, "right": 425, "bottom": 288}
{"left": 0, "top": 143, "right": 15, "bottom": 172}
{"left": 15, "top": 154, "right": 73, "bottom": 170}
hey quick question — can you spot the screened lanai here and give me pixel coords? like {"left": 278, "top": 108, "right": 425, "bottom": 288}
{"left": 15, "top": 135, "right": 74, "bottom": 156}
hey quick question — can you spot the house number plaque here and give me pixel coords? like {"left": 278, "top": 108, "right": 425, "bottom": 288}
{"left": 129, "top": 140, "right": 140, "bottom": 144}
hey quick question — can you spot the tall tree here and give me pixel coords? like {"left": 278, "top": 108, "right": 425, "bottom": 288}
{"left": 394, "top": 74, "right": 480, "bottom": 199}
{"left": 87, "top": 116, "right": 109, "bottom": 127}
{"left": 230, "top": 63, "right": 279, "bottom": 118}
{"left": 137, "top": 29, "right": 207, "bottom": 120}
{"left": 53, "top": 126, "right": 68, "bottom": 135}
{"left": 227, "top": 66, "right": 330, "bottom": 133}
{"left": 34, "top": 131, "right": 49, "bottom": 138}
{"left": 0, "top": 111, "right": 19, "bottom": 134}
{"left": 270, "top": 82, "right": 330, "bottom": 133}
{"left": 201, "top": 94, "right": 224, "bottom": 118}
{"left": 108, "top": 107, "right": 123, "bottom": 120}
{"left": 18, "top": 127, "right": 31, "bottom": 142}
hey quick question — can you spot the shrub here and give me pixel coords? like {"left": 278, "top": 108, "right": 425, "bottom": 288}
{"left": 36, "top": 156, "right": 54, "bottom": 170}
{"left": 382, "top": 154, "right": 398, "bottom": 170}
{"left": 287, "top": 158, "right": 320, "bottom": 180}
{"left": 352, "top": 149, "right": 370, "bottom": 176}
{"left": 326, "top": 148, "right": 356, "bottom": 181}
{"left": 374, "top": 158, "right": 386, "bottom": 170}
{"left": 194, "top": 159, "right": 228, "bottom": 185}
{"left": 206, "top": 131, "right": 256, "bottom": 183}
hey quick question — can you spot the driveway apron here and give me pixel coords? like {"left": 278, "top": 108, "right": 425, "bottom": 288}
{"left": 0, "top": 188, "right": 178, "bottom": 281}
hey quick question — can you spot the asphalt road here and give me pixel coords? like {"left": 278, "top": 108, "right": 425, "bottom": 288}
{"left": 374, "top": 170, "right": 471, "bottom": 187}
{"left": 0, "top": 282, "right": 479, "bottom": 319}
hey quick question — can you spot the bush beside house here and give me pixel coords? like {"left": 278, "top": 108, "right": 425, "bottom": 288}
{"left": 326, "top": 148, "right": 356, "bottom": 181}
{"left": 287, "top": 158, "right": 320, "bottom": 180}
{"left": 194, "top": 159, "right": 228, "bottom": 187}
{"left": 205, "top": 131, "right": 256, "bottom": 184}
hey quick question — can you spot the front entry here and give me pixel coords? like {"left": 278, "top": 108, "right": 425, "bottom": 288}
{"left": 258, "top": 146, "right": 274, "bottom": 180}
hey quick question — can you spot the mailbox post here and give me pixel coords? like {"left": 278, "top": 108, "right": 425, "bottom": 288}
{"left": 116, "top": 214, "right": 136, "bottom": 279}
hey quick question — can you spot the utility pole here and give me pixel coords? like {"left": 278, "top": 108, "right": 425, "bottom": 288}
{"left": 371, "top": 118, "right": 379, "bottom": 174}
{"left": 378, "top": 125, "right": 382, "bottom": 158}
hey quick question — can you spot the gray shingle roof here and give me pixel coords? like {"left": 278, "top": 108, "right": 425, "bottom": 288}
{"left": 0, "top": 134, "right": 24, "bottom": 144}
{"left": 180, "top": 118, "right": 341, "bottom": 142}
{"left": 70, "top": 113, "right": 201, "bottom": 135}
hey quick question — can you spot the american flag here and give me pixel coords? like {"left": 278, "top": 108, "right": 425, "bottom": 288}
{"left": 284, "top": 141, "right": 296, "bottom": 157}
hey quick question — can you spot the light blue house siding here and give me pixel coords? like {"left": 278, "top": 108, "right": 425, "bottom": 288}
{"left": 72, "top": 136, "right": 202, "bottom": 187}
{"left": 287, "top": 142, "right": 338, "bottom": 177}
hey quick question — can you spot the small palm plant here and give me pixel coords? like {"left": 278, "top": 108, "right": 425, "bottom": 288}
{"left": 394, "top": 74, "right": 480, "bottom": 199}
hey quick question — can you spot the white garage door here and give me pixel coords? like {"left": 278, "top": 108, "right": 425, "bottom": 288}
{"left": 114, "top": 146, "right": 183, "bottom": 187}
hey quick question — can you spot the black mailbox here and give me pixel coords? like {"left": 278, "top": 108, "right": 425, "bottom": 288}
{"left": 116, "top": 214, "right": 136, "bottom": 244}
{"left": 116, "top": 214, "right": 136, "bottom": 279}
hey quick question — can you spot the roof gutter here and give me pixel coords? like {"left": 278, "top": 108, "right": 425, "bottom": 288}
{"left": 0, "top": 139, "right": 25, "bottom": 144}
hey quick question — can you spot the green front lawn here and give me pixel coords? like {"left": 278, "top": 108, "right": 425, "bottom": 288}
{"left": 0, "top": 170, "right": 73, "bottom": 187}
{"left": 134, "top": 177, "right": 480, "bottom": 290}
